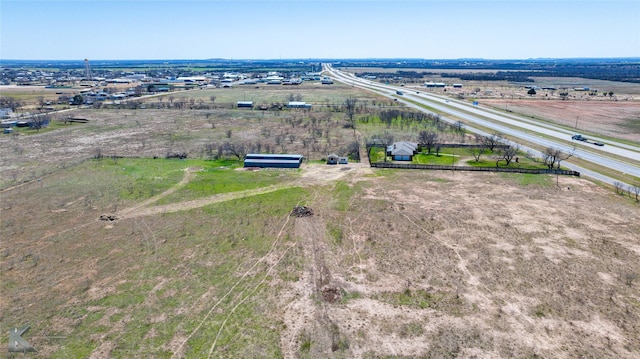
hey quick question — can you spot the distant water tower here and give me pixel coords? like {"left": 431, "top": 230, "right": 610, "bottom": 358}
{"left": 84, "top": 58, "right": 92, "bottom": 83}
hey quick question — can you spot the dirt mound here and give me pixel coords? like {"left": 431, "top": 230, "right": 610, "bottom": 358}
{"left": 321, "top": 285, "right": 342, "bottom": 303}
{"left": 99, "top": 214, "right": 118, "bottom": 221}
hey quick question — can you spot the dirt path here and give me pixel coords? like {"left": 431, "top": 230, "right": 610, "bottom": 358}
{"left": 281, "top": 214, "right": 337, "bottom": 358}
{"left": 117, "top": 167, "right": 201, "bottom": 217}
{"left": 159, "top": 164, "right": 369, "bottom": 358}
{"left": 116, "top": 162, "right": 372, "bottom": 220}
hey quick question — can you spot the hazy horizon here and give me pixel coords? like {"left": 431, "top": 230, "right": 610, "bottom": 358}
{"left": 2, "top": 0, "right": 639, "bottom": 60}
{"left": 2, "top": 57, "right": 640, "bottom": 62}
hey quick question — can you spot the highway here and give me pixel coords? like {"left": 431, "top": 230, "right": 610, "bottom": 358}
{"left": 323, "top": 64, "right": 640, "bottom": 186}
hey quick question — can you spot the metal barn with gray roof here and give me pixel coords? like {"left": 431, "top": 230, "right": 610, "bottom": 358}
{"left": 243, "top": 154, "right": 304, "bottom": 168}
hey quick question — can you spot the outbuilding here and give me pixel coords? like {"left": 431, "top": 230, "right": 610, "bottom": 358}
{"left": 327, "top": 153, "right": 339, "bottom": 165}
{"left": 244, "top": 154, "right": 304, "bottom": 168}
{"left": 237, "top": 101, "right": 254, "bottom": 108}
{"left": 287, "top": 101, "right": 312, "bottom": 109}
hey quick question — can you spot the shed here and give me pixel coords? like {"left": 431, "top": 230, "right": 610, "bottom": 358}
{"left": 237, "top": 101, "right": 254, "bottom": 108}
{"left": 244, "top": 154, "right": 303, "bottom": 168}
{"left": 327, "top": 153, "right": 339, "bottom": 165}
{"left": 287, "top": 101, "right": 312, "bottom": 109}
{"left": 338, "top": 157, "right": 348, "bottom": 164}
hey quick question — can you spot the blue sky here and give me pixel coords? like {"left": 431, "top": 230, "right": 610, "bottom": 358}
{"left": 1, "top": 0, "right": 639, "bottom": 60}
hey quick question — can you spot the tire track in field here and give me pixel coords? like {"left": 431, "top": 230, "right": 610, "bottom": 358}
{"left": 171, "top": 211, "right": 295, "bottom": 358}
{"left": 117, "top": 167, "right": 200, "bottom": 217}
{"left": 121, "top": 183, "right": 295, "bottom": 218}
{"left": 372, "top": 182, "right": 490, "bottom": 293}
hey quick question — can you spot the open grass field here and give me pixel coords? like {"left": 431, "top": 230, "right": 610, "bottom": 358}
{"left": 1, "top": 156, "right": 639, "bottom": 358}
{"left": 177, "top": 82, "right": 390, "bottom": 107}
{"left": 1, "top": 80, "right": 639, "bottom": 358}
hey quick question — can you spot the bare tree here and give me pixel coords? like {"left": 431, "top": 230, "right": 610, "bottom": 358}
{"left": 419, "top": 130, "right": 438, "bottom": 154}
{"left": 94, "top": 148, "right": 104, "bottom": 160}
{"left": 0, "top": 96, "right": 24, "bottom": 111}
{"left": 381, "top": 132, "right": 394, "bottom": 146}
{"left": 613, "top": 181, "right": 624, "bottom": 195}
{"left": 37, "top": 96, "right": 46, "bottom": 110}
{"left": 30, "top": 114, "right": 50, "bottom": 132}
{"left": 632, "top": 184, "right": 640, "bottom": 201}
{"left": 224, "top": 142, "right": 248, "bottom": 160}
{"left": 496, "top": 145, "right": 519, "bottom": 166}
{"left": 542, "top": 147, "right": 575, "bottom": 169}
{"left": 346, "top": 141, "right": 360, "bottom": 160}
{"left": 434, "top": 142, "right": 443, "bottom": 156}
{"left": 453, "top": 120, "right": 465, "bottom": 132}
{"left": 467, "top": 143, "right": 487, "bottom": 162}
{"left": 483, "top": 133, "right": 503, "bottom": 152}
{"left": 343, "top": 97, "right": 358, "bottom": 129}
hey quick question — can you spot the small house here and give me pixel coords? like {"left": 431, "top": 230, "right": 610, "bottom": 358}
{"left": 338, "top": 157, "right": 348, "bottom": 164}
{"left": 327, "top": 153, "right": 339, "bottom": 165}
{"left": 387, "top": 141, "right": 418, "bottom": 161}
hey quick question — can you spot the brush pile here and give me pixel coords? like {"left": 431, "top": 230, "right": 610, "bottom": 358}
{"left": 291, "top": 205, "right": 313, "bottom": 217}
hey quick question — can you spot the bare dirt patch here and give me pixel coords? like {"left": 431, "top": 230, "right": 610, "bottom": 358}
{"left": 277, "top": 171, "right": 640, "bottom": 358}
{"left": 481, "top": 99, "right": 640, "bottom": 142}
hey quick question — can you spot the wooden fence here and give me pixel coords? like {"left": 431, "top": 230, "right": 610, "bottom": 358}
{"left": 370, "top": 162, "right": 580, "bottom": 176}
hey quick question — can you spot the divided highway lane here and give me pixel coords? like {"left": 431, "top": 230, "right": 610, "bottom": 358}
{"left": 323, "top": 64, "right": 640, "bottom": 183}
{"left": 412, "top": 92, "right": 640, "bottom": 158}
{"left": 404, "top": 96, "right": 640, "bottom": 178}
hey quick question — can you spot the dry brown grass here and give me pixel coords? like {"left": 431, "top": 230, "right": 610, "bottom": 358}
{"left": 481, "top": 99, "right": 640, "bottom": 142}
{"left": 1, "top": 82, "right": 639, "bottom": 358}
{"left": 1, "top": 150, "right": 639, "bottom": 358}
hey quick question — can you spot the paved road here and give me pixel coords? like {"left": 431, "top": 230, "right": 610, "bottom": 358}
{"left": 323, "top": 64, "right": 640, "bottom": 186}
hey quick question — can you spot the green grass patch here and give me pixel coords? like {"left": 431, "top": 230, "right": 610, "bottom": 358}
{"left": 332, "top": 181, "right": 359, "bottom": 211}
{"left": 376, "top": 289, "right": 439, "bottom": 309}
{"left": 158, "top": 160, "right": 296, "bottom": 204}
{"left": 91, "top": 158, "right": 193, "bottom": 200}
{"left": 500, "top": 173, "right": 554, "bottom": 187}
{"left": 368, "top": 147, "right": 386, "bottom": 163}
{"left": 49, "top": 186, "right": 310, "bottom": 358}
{"left": 398, "top": 321, "right": 425, "bottom": 338}
{"left": 340, "top": 289, "right": 362, "bottom": 303}
{"left": 50, "top": 339, "right": 97, "bottom": 359}
{"left": 413, "top": 152, "right": 459, "bottom": 165}
{"left": 621, "top": 117, "right": 640, "bottom": 132}
{"left": 327, "top": 223, "right": 344, "bottom": 244}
